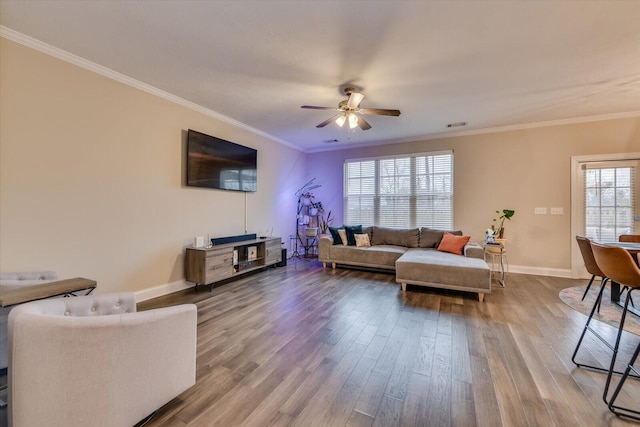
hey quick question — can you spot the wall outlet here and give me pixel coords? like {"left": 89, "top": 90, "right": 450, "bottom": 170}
{"left": 551, "top": 207, "right": 564, "bottom": 215}
{"left": 534, "top": 207, "right": 547, "bottom": 215}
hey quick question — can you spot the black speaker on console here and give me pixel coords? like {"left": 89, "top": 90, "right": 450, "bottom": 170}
{"left": 211, "top": 233, "right": 257, "bottom": 246}
{"left": 276, "top": 249, "right": 287, "bottom": 267}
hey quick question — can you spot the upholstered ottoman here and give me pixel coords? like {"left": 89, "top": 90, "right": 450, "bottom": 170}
{"left": 395, "top": 248, "right": 491, "bottom": 301}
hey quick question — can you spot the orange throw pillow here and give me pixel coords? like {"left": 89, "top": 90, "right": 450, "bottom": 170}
{"left": 437, "top": 232, "right": 470, "bottom": 255}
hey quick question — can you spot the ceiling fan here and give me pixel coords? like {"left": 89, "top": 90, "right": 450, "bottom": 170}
{"left": 301, "top": 87, "right": 401, "bottom": 131}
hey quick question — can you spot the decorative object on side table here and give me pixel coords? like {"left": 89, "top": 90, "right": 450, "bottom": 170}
{"left": 492, "top": 209, "right": 515, "bottom": 239}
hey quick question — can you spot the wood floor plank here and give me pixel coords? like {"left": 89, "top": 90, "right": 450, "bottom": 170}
{"left": 399, "top": 371, "right": 430, "bottom": 426}
{"left": 289, "top": 340, "right": 368, "bottom": 426}
{"left": 352, "top": 370, "right": 390, "bottom": 418}
{"left": 470, "top": 355, "right": 503, "bottom": 427}
{"left": 450, "top": 379, "right": 477, "bottom": 427}
{"left": 384, "top": 320, "right": 422, "bottom": 400}
{"left": 128, "top": 261, "right": 640, "bottom": 427}
{"left": 372, "top": 395, "right": 403, "bottom": 427}
{"left": 492, "top": 324, "right": 555, "bottom": 426}
{"left": 421, "top": 331, "right": 452, "bottom": 426}
{"left": 325, "top": 357, "right": 377, "bottom": 426}
{"left": 240, "top": 367, "right": 309, "bottom": 427}
{"left": 482, "top": 336, "right": 528, "bottom": 426}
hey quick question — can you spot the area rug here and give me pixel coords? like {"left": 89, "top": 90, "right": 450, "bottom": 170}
{"left": 559, "top": 284, "right": 640, "bottom": 336}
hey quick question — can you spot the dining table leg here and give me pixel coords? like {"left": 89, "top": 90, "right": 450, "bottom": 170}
{"left": 611, "top": 281, "right": 621, "bottom": 303}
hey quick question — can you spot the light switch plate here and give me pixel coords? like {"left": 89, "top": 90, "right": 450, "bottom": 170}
{"left": 550, "top": 207, "right": 564, "bottom": 215}
{"left": 534, "top": 207, "right": 547, "bottom": 215}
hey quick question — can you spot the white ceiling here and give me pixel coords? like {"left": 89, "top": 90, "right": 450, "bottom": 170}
{"left": 1, "top": 1, "right": 639, "bottom": 152}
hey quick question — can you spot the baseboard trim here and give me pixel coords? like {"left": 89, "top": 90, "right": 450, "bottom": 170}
{"left": 134, "top": 279, "right": 192, "bottom": 303}
{"left": 507, "top": 265, "right": 572, "bottom": 278}
{"left": 133, "top": 264, "right": 573, "bottom": 303}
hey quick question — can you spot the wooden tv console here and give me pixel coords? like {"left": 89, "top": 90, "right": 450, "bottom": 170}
{"left": 185, "top": 237, "right": 282, "bottom": 290}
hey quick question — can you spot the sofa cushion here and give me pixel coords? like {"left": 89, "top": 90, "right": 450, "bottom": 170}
{"left": 437, "top": 232, "right": 471, "bottom": 255}
{"left": 355, "top": 233, "right": 371, "bottom": 247}
{"left": 330, "top": 244, "right": 407, "bottom": 269}
{"left": 343, "top": 225, "right": 363, "bottom": 246}
{"left": 371, "top": 226, "right": 420, "bottom": 248}
{"left": 328, "top": 226, "right": 344, "bottom": 245}
{"left": 419, "top": 228, "right": 463, "bottom": 248}
{"left": 363, "top": 226, "right": 373, "bottom": 241}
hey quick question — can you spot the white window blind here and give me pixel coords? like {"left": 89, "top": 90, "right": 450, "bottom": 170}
{"left": 583, "top": 161, "right": 636, "bottom": 241}
{"left": 344, "top": 151, "right": 453, "bottom": 229}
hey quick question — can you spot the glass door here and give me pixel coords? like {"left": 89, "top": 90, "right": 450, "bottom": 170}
{"left": 571, "top": 154, "right": 640, "bottom": 278}
{"left": 583, "top": 161, "right": 637, "bottom": 241}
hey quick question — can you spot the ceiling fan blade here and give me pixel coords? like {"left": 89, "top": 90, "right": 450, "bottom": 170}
{"left": 359, "top": 108, "right": 401, "bottom": 116}
{"left": 347, "top": 92, "right": 365, "bottom": 108}
{"left": 316, "top": 114, "right": 343, "bottom": 128}
{"left": 357, "top": 115, "right": 372, "bottom": 130}
{"left": 301, "top": 105, "right": 339, "bottom": 111}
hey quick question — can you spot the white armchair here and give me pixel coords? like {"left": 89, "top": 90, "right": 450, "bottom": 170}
{"left": 7, "top": 292, "right": 197, "bottom": 427}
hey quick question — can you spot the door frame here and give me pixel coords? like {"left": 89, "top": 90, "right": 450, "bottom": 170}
{"left": 571, "top": 152, "right": 640, "bottom": 278}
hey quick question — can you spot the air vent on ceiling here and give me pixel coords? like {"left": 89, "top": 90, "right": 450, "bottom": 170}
{"left": 447, "top": 122, "right": 467, "bottom": 128}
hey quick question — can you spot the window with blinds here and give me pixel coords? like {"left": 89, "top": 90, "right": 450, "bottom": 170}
{"left": 344, "top": 151, "right": 453, "bottom": 229}
{"left": 583, "top": 161, "right": 636, "bottom": 241}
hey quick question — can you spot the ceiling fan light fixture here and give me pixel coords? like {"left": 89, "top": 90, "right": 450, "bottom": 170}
{"left": 348, "top": 113, "right": 358, "bottom": 129}
{"left": 302, "top": 89, "right": 401, "bottom": 130}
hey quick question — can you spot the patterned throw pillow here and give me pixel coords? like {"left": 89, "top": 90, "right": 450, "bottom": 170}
{"left": 337, "top": 229, "right": 349, "bottom": 246}
{"left": 437, "top": 232, "right": 471, "bottom": 255}
{"left": 355, "top": 233, "right": 371, "bottom": 247}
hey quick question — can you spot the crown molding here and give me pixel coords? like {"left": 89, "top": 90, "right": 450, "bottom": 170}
{"left": 0, "top": 26, "right": 302, "bottom": 152}
{"left": 306, "top": 110, "right": 640, "bottom": 153}
{"left": 421, "top": 110, "right": 640, "bottom": 141}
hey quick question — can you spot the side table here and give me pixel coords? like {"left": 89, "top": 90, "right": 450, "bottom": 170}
{"left": 484, "top": 243, "right": 508, "bottom": 287}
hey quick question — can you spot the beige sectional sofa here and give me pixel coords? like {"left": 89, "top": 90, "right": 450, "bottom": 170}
{"left": 318, "top": 226, "right": 491, "bottom": 301}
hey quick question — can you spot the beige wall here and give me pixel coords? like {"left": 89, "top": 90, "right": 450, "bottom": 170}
{"left": 308, "top": 117, "right": 640, "bottom": 275}
{"left": 3, "top": 37, "right": 638, "bottom": 291}
{"left": 0, "top": 39, "right": 305, "bottom": 297}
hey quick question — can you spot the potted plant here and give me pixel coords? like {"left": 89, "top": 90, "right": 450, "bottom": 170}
{"left": 305, "top": 227, "right": 319, "bottom": 238}
{"left": 318, "top": 210, "right": 333, "bottom": 237}
{"left": 493, "top": 209, "right": 515, "bottom": 239}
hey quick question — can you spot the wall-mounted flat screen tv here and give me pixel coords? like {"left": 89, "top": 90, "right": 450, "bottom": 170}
{"left": 187, "top": 129, "right": 257, "bottom": 192}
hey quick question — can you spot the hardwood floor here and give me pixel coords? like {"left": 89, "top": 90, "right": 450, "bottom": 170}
{"left": 138, "top": 260, "right": 640, "bottom": 426}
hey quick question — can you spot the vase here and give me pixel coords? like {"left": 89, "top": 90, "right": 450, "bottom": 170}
{"left": 305, "top": 227, "right": 318, "bottom": 237}
{"left": 309, "top": 207, "right": 318, "bottom": 216}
